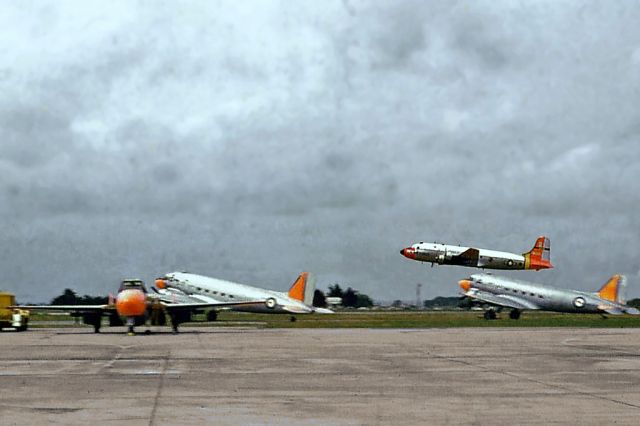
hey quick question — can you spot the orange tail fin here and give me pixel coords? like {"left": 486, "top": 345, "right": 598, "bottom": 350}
{"left": 597, "top": 274, "right": 626, "bottom": 304}
{"left": 288, "top": 272, "right": 316, "bottom": 305}
{"left": 523, "top": 236, "right": 552, "bottom": 270}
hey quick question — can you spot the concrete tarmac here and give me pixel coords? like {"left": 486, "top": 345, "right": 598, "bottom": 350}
{"left": 1, "top": 327, "right": 640, "bottom": 425}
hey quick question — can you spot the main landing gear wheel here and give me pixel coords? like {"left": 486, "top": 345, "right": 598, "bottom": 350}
{"left": 509, "top": 309, "right": 521, "bottom": 320}
{"left": 290, "top": 316, "right": 297, "bottom": 322}
{"left": 207, "top": 310, "right": 218, "bottom": 322}
{"left": 483, "top": 310, "right": 497, "bottom": 320}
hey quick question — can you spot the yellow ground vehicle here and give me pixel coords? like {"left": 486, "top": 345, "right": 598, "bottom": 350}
{"left": 0, "top": 292, "right": 29, "bottom": 331}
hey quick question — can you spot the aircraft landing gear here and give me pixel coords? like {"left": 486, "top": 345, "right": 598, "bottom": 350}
{"left": 93, "top": 323, "right": 101, "bottom": 333}
{"left": 509, "top": 309, "right": 521, "bottom": 320}
{"left": 126, "top": 317, "right": 135, "bottom": 335}
{"left": 207, "top": 310, "right": 218, "bottom": 322}
{"left": 483, "top": 309, "right": 497, "bottom": 320}
{"left": 290, "top": 316, "right": 297, "bottom": 323}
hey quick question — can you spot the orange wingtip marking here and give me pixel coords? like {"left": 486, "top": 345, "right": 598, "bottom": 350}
{"left": 155, "top": 279, "right": 166, "bottom": 289}
{"left": 288, "top": 272, "right": 308, "bottom": 302}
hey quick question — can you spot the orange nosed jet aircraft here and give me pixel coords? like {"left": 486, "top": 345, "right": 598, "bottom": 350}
{"left": 15, "top": 279, "right": 267, "bottom": 334}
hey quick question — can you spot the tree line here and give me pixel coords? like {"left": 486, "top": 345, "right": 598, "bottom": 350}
{"left": 51, "top": 289, "right": 109, "bottom": 305}
{"left": 312, "top": 284, "right": 374, "bottom": 308}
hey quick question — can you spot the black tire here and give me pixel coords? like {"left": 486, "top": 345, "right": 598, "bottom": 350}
{"left": 509, "top": 310, "right": 521, "bottom": 320}
{"left": 483, "top": 310, "right": 497, "bottom": 320}
{"left": 17, "top": 319, "right": 28, "bottom": 332}
{"left": 290, "top": 316, "right": 297, "bottom": 322}
{"left": 207, "top": 310, "right": 218, "bottom": 322}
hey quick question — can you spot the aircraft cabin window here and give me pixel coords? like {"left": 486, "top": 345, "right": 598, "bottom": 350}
{"left": 213, "top": 291, "right": 218, "bottom": 295}
{"left": 530, "top": 293, "right": 535, "bottom": 296}
{"left": 229, "top": 295, "right": 234, "bottom": 298}
{"left": 221, "top": 293, "right": 226, "bottom": 297}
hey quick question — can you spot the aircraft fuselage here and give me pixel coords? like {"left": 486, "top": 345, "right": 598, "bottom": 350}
{"left": 465, "top": 274, "right": 632, "bottom": 314}
{"left": 402, "top": 243, "right": 526, "bottom": 269}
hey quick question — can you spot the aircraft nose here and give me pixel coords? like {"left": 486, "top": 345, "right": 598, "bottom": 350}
{"left": 116, "top": 290, "right": 147, "bottom": 317}
{"left": 458, "top": 279, "right": 472, "bottom": 292}
{"left": 400, "top": 247, "right": 416, "bottom": 259}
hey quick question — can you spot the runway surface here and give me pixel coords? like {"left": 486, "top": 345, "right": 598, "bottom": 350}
{"left": 1, "top": 327, "right": 640, "bottom": 425}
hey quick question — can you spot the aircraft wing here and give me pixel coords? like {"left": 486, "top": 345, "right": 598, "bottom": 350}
{"left": 463, "top": 290, "right": 540, "bottom": 310}
{"left": 160, "top": 300, "right": 267, "bottom": 311}
{"left": 13, "top": 304, "right": 112, "bottom": 312}
{"left": 452, "top": 248, "right": 480, "bottom": 267}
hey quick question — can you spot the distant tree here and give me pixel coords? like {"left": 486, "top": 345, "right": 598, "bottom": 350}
{"left": 391, "top": 299, "right": 403, "bottom": 308}
{"left": 50, "top": 289, "right": 108, "bottom": 305}
{"left": 343, "top": 287, "right": 358, "bottom": 307}
{"left": 628, "top": 298, "right": 640, "bottom": 309}
{"left": 355, "top": 293, "right": 373, "bottom": 308}
{"left": 79, "top": 294, "right": 109, "bottom": 305}
{"left": 51, "top": 288, "right": 79, "bottom": 305}
{"left": 328, "top": 284, "right": 344, "bottom": 298}
{"left": 423, "top": 296, "right": 461, "bottom": 309}
{"left": 313, "top": 289, "right": 327, "bottom": 308}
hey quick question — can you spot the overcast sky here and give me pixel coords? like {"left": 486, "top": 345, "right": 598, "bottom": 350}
{"left": 1, "top": 1, "right": 639, "bottom": 303}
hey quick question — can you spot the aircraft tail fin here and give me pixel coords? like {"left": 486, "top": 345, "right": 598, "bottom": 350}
{"left": 523, "top": 236, "right": 552, "bottom": 270}
{"left": 596, "top": 274, "right": 627, "bottom": 305}
{"left": 288, "top": 272, "right": 316, "bottom": 306}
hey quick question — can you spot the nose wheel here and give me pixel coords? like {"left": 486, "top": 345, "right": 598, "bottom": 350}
{"left": 126, "top": 317, "right": 135, "bottom": 335}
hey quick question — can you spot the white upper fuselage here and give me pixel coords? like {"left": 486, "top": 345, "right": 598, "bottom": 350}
{"left": 160, "top": 272, "right": 315, "bottom": 314}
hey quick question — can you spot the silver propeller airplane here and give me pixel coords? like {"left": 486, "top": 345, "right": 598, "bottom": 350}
{"left": 458, "top": 273, "right": 640, "bottom": 320}
{"left": 153, "top": 271, "right": 333, "bottom": 322}
{"left": 401, "top": 236, "right": 552, "bottom": 270}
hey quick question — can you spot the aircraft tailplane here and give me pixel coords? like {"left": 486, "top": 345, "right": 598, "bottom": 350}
{"left": 523, "top": 236, "right": 552, "bottom": 270}
{"left": 288, "top": 272, "right": 316, "bottom": 306}
{"left": 597, "top": 274, "right": 627, "bottom": 305}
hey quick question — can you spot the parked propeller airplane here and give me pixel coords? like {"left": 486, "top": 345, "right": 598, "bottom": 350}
{"left": 400, "top": 236, "right": 552, "bottom": 271}
{"left": 153, "top": 271, "right": 333, "bottom": 322}
{"left": 458, "top": 273, "right": 640, "bottom": 320}
{"left": 15, "top": 279, "right": 268, "bottom": 334}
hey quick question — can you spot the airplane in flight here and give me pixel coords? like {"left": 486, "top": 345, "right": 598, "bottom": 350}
{"left": 16, "top": 279, "right": 268, "bottom": 334}
{"left": 458, "top": 273, "right": 640, "bottom": 319}
{"left": 400, "top": 236, "right": 552, "bottom": 271}
{"left": 153, "top": 271, "right": 333, "bottom": 321}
